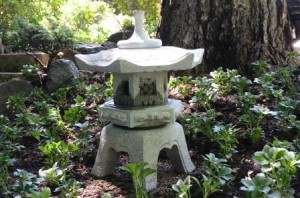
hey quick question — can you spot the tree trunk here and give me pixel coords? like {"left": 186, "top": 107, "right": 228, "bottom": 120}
{"left": 159, "top": 0, "right": 293, "bottom": 74}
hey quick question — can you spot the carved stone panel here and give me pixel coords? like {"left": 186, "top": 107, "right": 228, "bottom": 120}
{"left": 98, "top": 99, "right": 183, "bottom": 128}
{"left": 113, "top": 72, "right": 168, "bottom": 107}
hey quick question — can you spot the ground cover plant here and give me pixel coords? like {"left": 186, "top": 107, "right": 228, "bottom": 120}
{"left": 1, "top": 51, "right": 300, "bottom": 197}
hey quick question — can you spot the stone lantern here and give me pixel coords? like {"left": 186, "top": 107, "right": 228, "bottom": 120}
{"left": 75, "top": 10, "right": 204, "bottom": 190}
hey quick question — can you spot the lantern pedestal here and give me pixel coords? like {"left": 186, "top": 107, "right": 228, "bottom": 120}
{"left": 91, "top": 122, "right": 195, "bottom": 191}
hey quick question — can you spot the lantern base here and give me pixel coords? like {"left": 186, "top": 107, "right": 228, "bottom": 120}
{"left": 91, "top": 122, "right": 195, "bottom": 191}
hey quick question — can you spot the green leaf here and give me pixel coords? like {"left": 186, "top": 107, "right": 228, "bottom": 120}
{"left": 141, "top": 168, "right": 156, "bottom": 178}
{"left": 253, "top": 155, "right": 268, "bottom": 165}
{"left": 273, "top": 149, "right": 285, "bottom": 160}
{"left": 101, "top": 193, "right": 112, "bottom": 198}
{"left": 260, "top": 166, "right": 272, "bottom": 173}
{"left": 30, "top": 188, "right": 51, "bottom": 198}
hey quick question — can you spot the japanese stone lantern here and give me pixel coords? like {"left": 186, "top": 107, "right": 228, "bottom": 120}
{"left": 75, "top": 10, "right": 204, "bottom": 190}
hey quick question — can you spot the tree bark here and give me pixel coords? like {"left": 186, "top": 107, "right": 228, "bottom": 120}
{"left": 159, "top": 0, "right": 293, "bottom": 74}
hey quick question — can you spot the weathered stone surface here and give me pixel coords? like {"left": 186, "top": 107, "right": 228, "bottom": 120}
{"left": 0, "top": 79, "right": 33, "bottom": 115}
{"left": 78, "top": 14, "right": 201, "bottom": 192}
{"left": 99, "top": 99, "right": 183, "bottom": 128}
{"left": 0, "top": 52, "right": 48, "bottom": 72}
{"left": 117, "top": 11, "right": 162, "bottom": 49}
{"left": 46, "top": 59, "right": 79, "bottom": 91}
{"left": 91, "top": 122, "right": 195, "bottom": 191}
{"left": 75, "top": 42, "right": 106, "bottom": 54}
{"left": 75, "top": 47, "right": 204, "bottom": 73}
{"left": 0, "top": 72, "right": 23, "bottom": 83}
{"left": 113, "top": 72, "right": 168, "bottom": 107}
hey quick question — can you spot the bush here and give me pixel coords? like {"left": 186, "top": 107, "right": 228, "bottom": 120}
{"left": 3, "top": 0, "right": 115, "bottom": 48}
{"left": 55, "top": 0, "right": 112, "bottom": 43}
{"left": 13, "top": 18, "right": 73, "bottom": 68}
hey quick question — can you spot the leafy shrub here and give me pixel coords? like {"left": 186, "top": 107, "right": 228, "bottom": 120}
{"left": 30, "top": 188, "right": 51, "bottom": 198}
{"left": 11, "top": 169, "right": 42, "bottom": 197}
{"left": 0, "top": 1, "right": 57, "bottom": 46}
{"left": 13, "top": 18, "right": 73, "bottom": 67}
{"left": 241, "top": 173, "right": 273, "bottom": 198}
{"left": 56, "top": 0, "right": 111, "bottom": 43}
{"left": 7, "top": 95, "right": 28, "bottom": 114}
{"left": 39, "top": 162, "right": 66, "bottom": 187}
{"left": 252, "top": 145, "right": 300, "bottom": 197}
{"left": 0, "top": 153, "right": 16, "bottom": 193}
{"left": 169, "top": 76, "right": 194, "bottom": 99}
{"left": 179, "top": 109, "right": 218, "bottom": 139}
{"left": 63, "top": 95, "right": 87, "bottom": 125}
{"left": 237, "top": 92, "right": 256, "bottom": 113}
{"left": 209, "top": 67, "right": 239, "bottom": 95}
{"left": 203, "top": 153, "right": 234, "bottom": 185}
{"left": 286, "top": 50, "right": 299, "bottom": 68}
{"left": 39, "top": 163, "right": 81, "bottom": 197}
{"left": 197, "top": 153, "right": 234, "bottom": 197}
{"left": 3, "top": 0, "right": 113, "bottom": 48}
{"left": 251, "top": 60, "right": 271, "bottom": 78}
{"left": 38, "top": 141, "right": 79, "bottom": 168}
{"left": 238, "top": 105, "right": 277, "bottom": 143}
{"left": 213, "top": 124, "right": 238, "bottom": 159}
{"left": 275, "top": 96, "right": 300, "bottom": 133}
{"left": 190, "top": 76, "right": 216, "bottom": 110}
{"left": 274, "top": 67, "right": 296, "bottom": 96}
{"left": 254, "top": 73, "right": 276, "bottom": 100}
{"left": 172, "top": 176, "right": 191, "bottom": 198}
{"left": 173, "top": 153, "right": 234, "bottom": 198}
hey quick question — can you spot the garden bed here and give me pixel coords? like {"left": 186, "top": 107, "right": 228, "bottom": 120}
{"left": 2, "top": 60, "right": 300, "bottom": 197}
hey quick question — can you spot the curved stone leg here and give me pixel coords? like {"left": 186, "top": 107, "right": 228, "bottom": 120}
{"left": 166, "top": 123, "right": 195, "bottom": 173}
{"left": 91, "top": 126, "right": 120, "bottom": 177}
{"left": 129, "top": 147, "right": 160, "bottom": 191}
